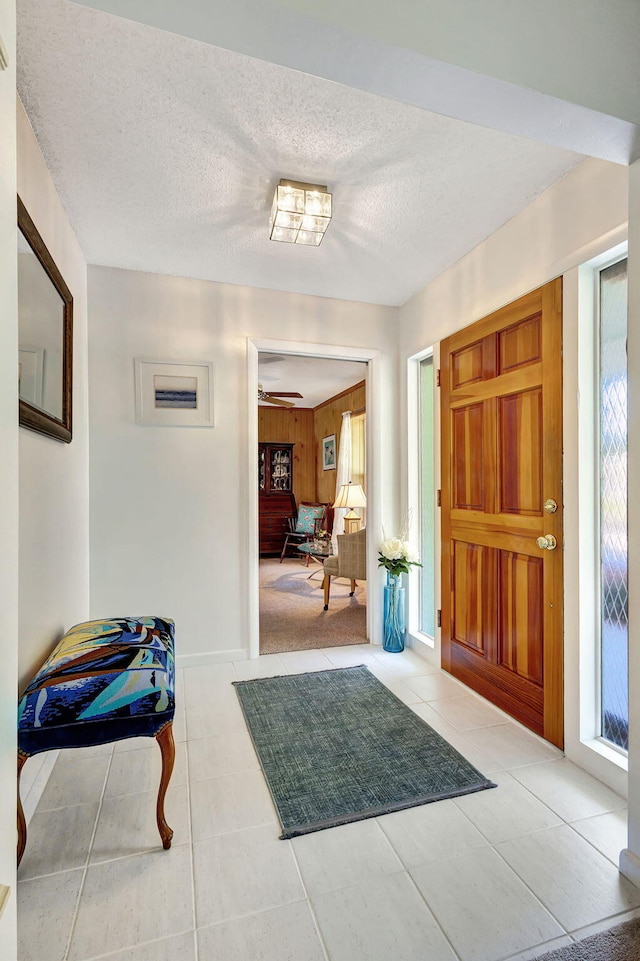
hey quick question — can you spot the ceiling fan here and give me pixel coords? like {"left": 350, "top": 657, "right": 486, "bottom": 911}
{"left": 258, "top": 384, "right": 303, "bottom": 408}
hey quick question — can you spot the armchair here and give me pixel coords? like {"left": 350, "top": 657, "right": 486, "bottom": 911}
{"left": 280, "top": 502, "right": 328, "bottom": 562}
{"left": 322, "top": 528, "right": 366, "bottom": 610}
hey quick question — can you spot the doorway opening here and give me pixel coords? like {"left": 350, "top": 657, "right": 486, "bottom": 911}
{"left": 257, "top": 352, "right": 368, "bottom": 655}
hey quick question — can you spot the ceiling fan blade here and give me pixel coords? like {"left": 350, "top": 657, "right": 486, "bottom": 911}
{"left": 265, "top": 391, "right": 303, "bottom": 398}
{"left": 262, "top": 396, "right": 295, "bottom": 408}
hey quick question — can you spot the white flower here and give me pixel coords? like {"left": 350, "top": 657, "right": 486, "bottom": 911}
{"left": 380, "top": 537, "right": 404, "bottom": 560}
{"left": 402, "top": 544, "right": 420, "bottom": 563}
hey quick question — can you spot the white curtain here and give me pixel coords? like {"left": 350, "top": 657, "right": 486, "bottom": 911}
{"left": 332, "top": 410, "right": 352, "bottom": 550}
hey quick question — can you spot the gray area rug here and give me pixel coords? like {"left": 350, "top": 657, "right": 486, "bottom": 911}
{"left": 533, "top": 918, "right": 640, "bottom": 960}
{"left": 233, "top": 664, "right": 496, "bottom": 839}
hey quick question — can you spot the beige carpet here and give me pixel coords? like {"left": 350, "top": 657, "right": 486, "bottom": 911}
{"left": 259, "top": 557, "right": 367, "bottom": 654}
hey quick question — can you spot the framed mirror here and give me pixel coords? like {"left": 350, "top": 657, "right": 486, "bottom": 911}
{"left": 18, "top": 196, "right": 73, "bottom": 443}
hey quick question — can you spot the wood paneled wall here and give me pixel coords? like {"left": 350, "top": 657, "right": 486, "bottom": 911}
{"left": 258, "top": 380, "right": 366, "bottom": 508}
{"left": 258, "top": 407, "right": 316, "bottom": 506}
{"left": 315, "top": 381, "right": 366, "bottom": 504}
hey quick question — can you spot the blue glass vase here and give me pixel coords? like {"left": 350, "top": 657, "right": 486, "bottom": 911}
{"left": 383, "top": 571, "right": 405, "bottom": 653}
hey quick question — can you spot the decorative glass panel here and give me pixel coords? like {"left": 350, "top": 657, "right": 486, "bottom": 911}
{"left": 599, "top": 258, "right": 628, "bottom": 750}
{"left": 270, "top": 447, "right": 291, "bottom": 491}
{"left": 420, "top": 357, "right": 435, "bottom": 636}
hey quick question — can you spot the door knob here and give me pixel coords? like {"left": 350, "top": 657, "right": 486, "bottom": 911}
{"left": 536, "top": 534, "right": 557, "bottom": 551}
{"left": 544, "top": 498, "right": 558, "bottom": 514}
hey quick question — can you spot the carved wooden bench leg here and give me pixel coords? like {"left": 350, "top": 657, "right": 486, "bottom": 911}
{"left": 155, "top": 722, "right": 175, "bottom": 850}
{"left": 17, "top": 751, "right": 28, "bottom": 867}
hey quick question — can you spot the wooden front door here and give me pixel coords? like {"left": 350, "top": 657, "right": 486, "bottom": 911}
{"left": 440, "top": 279, "right": 563, "bottom": 748}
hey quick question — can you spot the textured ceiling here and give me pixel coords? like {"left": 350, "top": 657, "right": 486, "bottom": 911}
{"left": 258, "top": 354, "right": 367, "bottom": 409}
{"left": 17, "top": 0, "right": 585, "bottom": 307}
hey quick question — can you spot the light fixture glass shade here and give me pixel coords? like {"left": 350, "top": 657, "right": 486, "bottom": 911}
{"left": 277, "top": 183, "right": 305, "bottom": 214}
{"left": 333, "top": 483, "right": 367, "bottom": 510}
{"left": 271, "top": 225, "right": 299, "bottom": 243}
{"left": 305, "top": 190, "right": 331, "bottom": 218}
{"left": 296, "top": 230, "right": 323, "bottom": 247}
{"left": 274, "top": 209, "right": 303, "bottom": 230}
{"left": 269, "top": 179, "right": 332, "bottom": 246}
{"left": 300, "top": 214, "right": 330, "bottom": 232}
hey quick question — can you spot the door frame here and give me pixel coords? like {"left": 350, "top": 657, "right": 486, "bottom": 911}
{"left": 247, "top": 338, "right": 382, "bottom": 659}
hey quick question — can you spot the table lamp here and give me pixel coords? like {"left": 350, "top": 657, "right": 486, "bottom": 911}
{"left": 333, "top": 482, "right": 367, "bottom": 534}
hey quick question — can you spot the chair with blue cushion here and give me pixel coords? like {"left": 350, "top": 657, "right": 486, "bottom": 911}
{"left": 17, "top": 616, "right": 176, "bottom": 866}
{"left": 279, "top": 502, "right": 328, "bottom": 561}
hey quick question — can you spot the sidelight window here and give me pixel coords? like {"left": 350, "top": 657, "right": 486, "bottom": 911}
{"left": 598, "top": 257, "right": 628, "bottom": 751}
{"left": 419, "top": 356, "right": 436, "bottom": 637}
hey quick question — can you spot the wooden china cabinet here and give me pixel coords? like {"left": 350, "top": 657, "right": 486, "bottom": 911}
{"left": 258, "top": 443, "right": 296, "bottom": 556}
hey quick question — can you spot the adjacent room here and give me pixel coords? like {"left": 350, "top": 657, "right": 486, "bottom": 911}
{"left": 3, "top": 2, "right": 640, "bottom": 961}
{"left": 258, "top": 352, "right": 368, "bottom": 653}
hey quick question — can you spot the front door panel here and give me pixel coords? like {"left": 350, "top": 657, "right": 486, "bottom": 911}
{"left": 441, "top": 280, "right": 563, "bottom": 747}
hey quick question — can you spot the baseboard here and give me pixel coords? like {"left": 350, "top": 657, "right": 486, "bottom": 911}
{"left": 405, "top": 635, "right": 439, "bottom": 667}
{"left": 176, "top": 648, "right": 248, "bottom": 669}
{"left": 21, "top": 750, "right": 59, "bottom": 825}
{"left": 620, "top": 849, "right": 640, "bottom": 888}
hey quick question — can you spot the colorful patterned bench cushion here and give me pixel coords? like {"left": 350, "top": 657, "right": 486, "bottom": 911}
{"left": 18, "top": 617, "right": 175, "bottom": 756}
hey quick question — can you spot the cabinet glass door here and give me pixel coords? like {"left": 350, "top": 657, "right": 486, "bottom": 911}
{"left": 270, "top": 447, "right": 291, "bottom": 491}
{"left": 259, "top": 448, "right": 266, "bottom": 490}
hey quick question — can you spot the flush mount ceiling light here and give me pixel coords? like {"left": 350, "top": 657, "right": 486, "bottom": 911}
{"left": 269, "top": 179, "right": 332, "bottom": 246}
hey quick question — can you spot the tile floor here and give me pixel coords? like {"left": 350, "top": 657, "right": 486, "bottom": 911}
{"left": 17, "top": 644, "right": 639, "bottom": 961}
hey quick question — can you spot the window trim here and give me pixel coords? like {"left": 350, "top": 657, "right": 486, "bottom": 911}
{"left": 575, "top": 241, "right": 628, "bottom": 769}
{"left": 406, "top": 345, "right": 438, "bottom": 651}
{"left": 596, "top": 251, "right": 628, "bottom": 753}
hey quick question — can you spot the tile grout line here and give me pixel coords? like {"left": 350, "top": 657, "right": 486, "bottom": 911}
{"left": 495, "top": 933, "right": 574, "bottom": 961}
{"left": 62, "top": 746, "right": 115, "bottom": 961}
{"left": 286, "top": 840, "right": 332, "bottom": 961}
{"left": 564, "top": 815, "right": 626, "bottom": 867}
{"left": 383, "top": 837, "right": 465, "bottom": 961}
{"left": 567, "top": 906, "right": 640, "bottom": 942}
{"left": 68, "top": 930, "right": 196, "bottom": 961}
{"left": 373, "top": 813, "right": 464, "bottom": 961}
{"left": 451, "top": 772, "right": 571, "bottom": 845}
{"left": 487, "top": 836, "right": 573, "bottom": 939}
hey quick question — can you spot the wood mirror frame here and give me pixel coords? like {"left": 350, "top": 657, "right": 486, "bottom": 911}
{"left": 18, "top": 195, "right": 73, "bottom": 444}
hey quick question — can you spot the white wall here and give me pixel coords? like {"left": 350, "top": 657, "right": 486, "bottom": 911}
{"left": 16, "top": 99, "right": 90, "bottom": 688}
{"left": 399, "top": 157, "right": 629, "bottom": 794}
{"left": 0, "top": 1, "right": 18, "bottom": 952}
{"left": 88, "top": 266, "right": 398, "bottom": 660}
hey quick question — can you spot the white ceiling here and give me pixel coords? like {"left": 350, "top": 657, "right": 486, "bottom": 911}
{"left": 17, "top": 0, "right": 585, "bottom": 307}
{"left": 258, "top": 354, "right": 367, "bottom": 409}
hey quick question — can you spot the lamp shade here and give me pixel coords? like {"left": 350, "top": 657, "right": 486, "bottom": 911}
{"left": 333, "top": 483, "right": 367, "bottom": 510}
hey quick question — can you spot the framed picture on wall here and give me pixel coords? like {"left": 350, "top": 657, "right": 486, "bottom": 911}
{"left": 322, "top": 433, "right": 336, "bottom": 470}
{"left": 134, "top": 358, "right": 215, "bottom": 427}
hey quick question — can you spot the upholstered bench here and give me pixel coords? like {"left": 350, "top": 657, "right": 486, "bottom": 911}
{"left": 17, "top": 616, "right": 176, "bottom": 866}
